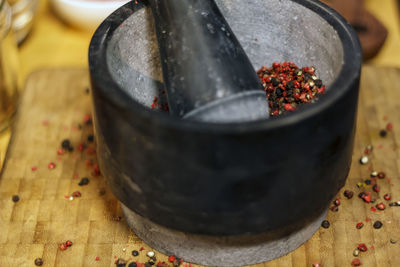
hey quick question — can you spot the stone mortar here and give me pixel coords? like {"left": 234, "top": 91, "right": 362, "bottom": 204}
{"left": 89, "top": 0, "right": 361, "bottom": 265}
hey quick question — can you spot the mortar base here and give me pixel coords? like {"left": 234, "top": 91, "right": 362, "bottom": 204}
{"left": 121, "top": 204, "right": 327, "bottom": 266}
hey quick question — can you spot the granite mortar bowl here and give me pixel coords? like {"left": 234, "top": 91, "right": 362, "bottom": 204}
{"left": 89, "top": 0, "right": 361, "bottom": 238}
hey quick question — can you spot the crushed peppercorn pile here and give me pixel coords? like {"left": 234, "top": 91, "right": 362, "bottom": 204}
{"left": 257, "top": 62, "right": 325, "bottom": 116}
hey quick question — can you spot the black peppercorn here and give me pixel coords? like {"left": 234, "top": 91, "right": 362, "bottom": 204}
{"left": 128, "top": 263, "right": 137, "bottom": 267}
{"left": 373, "top": 221, "right": 383, "bottom": 229}
{"left": 85, "top": 88, "right": 90, "bottom": 94}
{"left": 34, "top": 258, "right": 43, "bottom": 266}
{"left": 87, "top": 135, "right": 94, "bottom": 142}
{"left": 380, "top": 129, "right": 387, "bottom": 137}
{"left": 271, "top": 77, "right": 280, "bottom": 87}
{"left": 12, "top": 195, "right": 19, "bottom": 202}
{"left": 315, "top": 79, "right": 323, "bottom": 88}
{"left": 78, "top": 177, "right": 90, "bottom": 186}
{"left": 321, "top": 220, "right": 330, "bottom": 229}
{"left": 378, "top": 172, "right": 386, "bottom": 179}
{"left": 61, "top": 139, "right": 71, "bottom": 149}
{"left": 132, "top": 250, "right": 139, "bottom": 257}
{"left": 116, "top": 258, "right": 127, "bottom": 267}
{"left": 344, "top": 190, "right": 354, "bottom": 199}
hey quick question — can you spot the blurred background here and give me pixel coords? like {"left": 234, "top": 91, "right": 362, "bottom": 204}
{"left": 0, "top": 0, "right": 400, "bottom": 166}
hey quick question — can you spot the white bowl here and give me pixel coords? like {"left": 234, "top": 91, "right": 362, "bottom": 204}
{"left": 51, "top": 0, "right": 129, "bottom": 30}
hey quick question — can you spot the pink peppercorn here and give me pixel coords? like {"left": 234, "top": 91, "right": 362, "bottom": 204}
{"left": 48, "top": 162, "right": 56, "bottom": 169}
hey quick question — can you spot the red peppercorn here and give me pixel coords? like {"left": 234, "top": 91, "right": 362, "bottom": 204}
{"left": 66, "top": 240, "right": 73, "bottom": 247}
{"left": 31, "top": 166, "right": 37, "bottom": 171}
{"left": 372, "top": 184, "right": 380, "bottom": 192}
{"left": 384, "top": 193, "right": 391, "bottom": 201}
{"left": 59, "top": 243, "right": 68, "bottom": 251}
{"left": 313, "top": 262, "right": 321, "bottom": 267}
{"left": 378, "top": 172, "right": 386, "bottom": 179}
{"left": 48, "top": 162, "right": 56, "bottom": 169}
{"left": 57, "top": 149, "right": 64, "bottom": 155}
{"left": 83, "top": 114, "right": 92, "bottom": 124}
{"left": 93, "top": 164, "right": 101, "bottom": 176}
{"left": 168, "top": 256, "right": 176, "bottom": 263}
{"left": 387, "top": 123, "right": 393, "bottom": 130}
{"left": 351, "top": 258, "right": 362, "bottom": 266}
{"left": 358, "top": 243, "right": 368, "bottom": 252}
{"left": 362, "top": 193, "right": 371, "bottom": 203}
{"left": 78, "top": 143, "right": 84, "bottom": 151}
{"left": 284, "top": 103, "right": 296, "bottom": 111}
{"left": 72, "top": 191, "right": 81, "bottom": 197}
{"left": 356, "top": 222, "right": 364, "bottom": 229}
{"left": 95, "top": 256, "right": 100, "bottom": 261}
{"left": 330, "top": 205, "right": 339, "bottom": 212}
{"left": 376, "top": 202, "right": 386, "bottom": 210}
{"left": 333, "top": 198, "right": 341, "bottom": 206}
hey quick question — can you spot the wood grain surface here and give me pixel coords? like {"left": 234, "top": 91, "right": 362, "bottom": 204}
{"left": 1, "top": 66, "right": 400, "bottom": 267}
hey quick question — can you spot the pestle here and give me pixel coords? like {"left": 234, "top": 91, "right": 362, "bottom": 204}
{"left": 148, "top": 0, "right": 269, "bottom": 122}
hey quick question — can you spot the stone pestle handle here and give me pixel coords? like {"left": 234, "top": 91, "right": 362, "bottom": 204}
{"left": 148, "top": 0, "right": 269, "bottom": 122}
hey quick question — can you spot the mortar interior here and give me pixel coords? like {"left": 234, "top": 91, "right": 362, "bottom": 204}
{"left": 106, "top": 0, "right": 344, "bottom": 111}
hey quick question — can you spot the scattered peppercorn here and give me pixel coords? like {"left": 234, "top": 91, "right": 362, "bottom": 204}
{"left": 128, "top": 263, "right": 137, "bottom": 267}
{"left": 57, "top": 148, "right": 64, "bottom": 155}
{"left": 12, "top": 195, "right": 19, "bottom": 202}
{"left": 116, "top": 258, "right": 127, "bottom": 267}
{"left": 59, "top": 243, "right": 68, "bottom": 251}
{"left": 34, "top": 258, "right": 43, "bottom": 266}
{"left": 132, "top": 250, "right": 139, "bottom": 257}
{"left": 370, "top": 171, "right": 378, "bottom": 177}
{"left": 356, "top": 222, "right": 364, "bottom": 229}
{"left": 364, "top": 179, "right": 371, "bottom": 185}
{"left": 351, "top": 258, "right": 362, "bottom": 266}
{"left": 384, "top": 193, "right": 391, "bottom": 201}
{"left": 312, "top": 263, "right": 321, "bottom": 267}
{"left": 330, "top": 205, "right": 339, "bottom": 212}
{"left": 376, "top": 202, "right": 386, "bottom": 210}
{"left": 373, "top": 184, "right": 380, "bottom": 193}
{"left": 378, "top": 172, "right": 386, "bottom": 179}
{"left": 257, "top": 62, "right": 325, "bottom": 116}
{"left": 380, "top": 129, "right": 387, "bottom": 137}
{"left": 147, "top": 251, "right": 155, "bottom": 257}
{"left": 61, "top": 139, "right": 71, "bottom": 149}
{"left": 85, "top": 87, "right": 90, "bottom": 94}
{"left": 333, "top": 198, "right": 341, "bottom": 206}
{"left": 359, "top": 192, "right": 372, "bottom": 203}
{"left": 390, "top": 238, "right": 397, "bottom": 244}
{"left": 87, "top": 134, "right": 94, "bottom": 142}
{"left": 373, "top": 221, "right": 383, "bottom": 229}
{"left": 48, "top": 162, "right": 56, "bottom": 169}
{"left": 344, "top": 190, "right": 354, "bottom": 199}
{"left": 353, "top": 249, "right": 360, "bottom": 257}
{"left": 360, "top": 156, "right": 369, "bottom": 165}
{"left": 321, "top": 220, "right": 330, "bottom": 228}
{"left": 364, "top": 145, "right": 373, "bottom": 154}
{"left": 66, "top": 240, "right": 73, "bottom": 247}
{"left": 72, "top": 191, "right": 82, "bottom": 197}
{"left": 357, "top": 243, "right": 368, "bottom": 252}
{"left": 78, "top": 177, "right": 90, "bottom": 186}
{"left": 387, "top": 123, "right": 393, "bottom": 130}
{"left": 389, "top": 201, "right": 400, "bottom": 206}
{"left": 99, "top": 188, "right": 106, "bottom": 196}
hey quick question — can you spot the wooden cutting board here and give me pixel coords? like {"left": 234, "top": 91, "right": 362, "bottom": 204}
{"left": 1, "top": 66, "right": 400, "bottom": 267}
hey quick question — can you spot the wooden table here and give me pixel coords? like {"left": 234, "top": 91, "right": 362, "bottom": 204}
{"left": 1, "top": 65, "right": 400, "bottom": 267}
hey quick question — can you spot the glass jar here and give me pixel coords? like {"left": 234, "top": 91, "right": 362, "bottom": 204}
{"left": 0, "top": 0, "right": 18, "bottom": 132}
